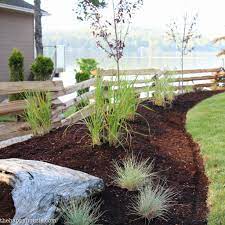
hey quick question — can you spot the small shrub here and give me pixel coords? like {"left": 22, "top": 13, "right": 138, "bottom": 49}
{"left": 113, "top": 156, "right": 154, "bottom": 191}
{"left": 76, "top": 72, "right": 91, "bottom": 95}
{"left": 60, "top": 199, "right": 102, "bottom": 225}
{"left": 76, "top": 58, "right": 98, "bottom": 96}
{"left": 130, "top": 184, "right": 176, "bottom": 222}
{"left": 24, "top": 91, "right": 52, "bottom": 136}
{"left": 77, "top": 58, "right": 98, "bottom": 74}
{"left": 8, "top": 49, "right": 24, "bottom": 101}
{"left": 31, "top": 56, "right": 54, "bottom": 81}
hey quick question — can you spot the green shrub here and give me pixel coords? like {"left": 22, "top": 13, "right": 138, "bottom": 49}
{"left": 31, "top": 56, "right": 54, "bottom": 81}
{"left": 76, "top": 72, "right": 91, "bottom": 95}
{"left": 24, "top": 91, "right": 52, "bottom": 136}
{"left": 60, "top": 199, "right": 102, "bottom": 225}
{"left": 113, "top": 156, "right": 155, "bottom": 191}
{"left": 75, "top": 58, "right": 98, "bottom": 96}
{"left": 77, "top": 58, "right": 98, "bottom": 74}
{"left": 130, "top": 184, "right": 176, "bottom": 222}
{"left": 8, "top": 49, "right": 24, "bottom": 101}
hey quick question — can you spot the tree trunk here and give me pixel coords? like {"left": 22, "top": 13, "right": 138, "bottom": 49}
{"left": 181, "top": 51, "right": 184, "bottom": 93}
{"left": 34, "top": 0, "right": 43, "bottom": 56}
{"left": 116, "top": 59, "right": 120, "bottom": 80}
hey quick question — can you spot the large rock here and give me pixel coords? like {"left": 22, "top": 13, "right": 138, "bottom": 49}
{"left": 0, "top": 158, "right": 104, "bottom": 225}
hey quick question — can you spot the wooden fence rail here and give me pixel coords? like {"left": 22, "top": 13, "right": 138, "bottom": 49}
{"left": 99, "top": 67, "right": 223, "bottom": 76}
{"left": 0, "top": 67, "right": 224, "bottom": 142}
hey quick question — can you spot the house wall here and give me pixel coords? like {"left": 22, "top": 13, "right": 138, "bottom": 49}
{"left": 0, "top": 8, "right": 34, "bottom": 81}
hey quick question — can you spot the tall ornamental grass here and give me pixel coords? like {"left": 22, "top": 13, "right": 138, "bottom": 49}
{"left": 83, "top": 77, "right": 105, "bottom": 146}
{"left": 24, "top": 91, "right": 52, "bottom": 136}
{"left": 83, "top": 77, "right": 138, "bottom": 147}
{"left": 105, "top": 80, "right": 138, "bottom": 146}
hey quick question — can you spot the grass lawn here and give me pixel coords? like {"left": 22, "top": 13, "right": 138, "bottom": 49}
{"left": 186, "top": 92, "right": 225, "bottom": 225}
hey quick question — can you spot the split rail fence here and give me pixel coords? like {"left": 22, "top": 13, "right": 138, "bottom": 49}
{"left": 0, "top": 67, "right": 224, "bottom": 141}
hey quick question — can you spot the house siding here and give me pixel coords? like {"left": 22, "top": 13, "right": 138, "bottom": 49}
{"left": 0, "top": 8, "right": 34, "bottom": 81}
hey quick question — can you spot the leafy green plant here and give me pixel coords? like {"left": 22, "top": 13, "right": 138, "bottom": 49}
{"left": 77, "top": 58, "right": 98, "bottom": 74}
{"left": 152, "top": 75, "right": 176, "bottom": 107}
{"left": 60, "top": 199, "right": 102, "bottom": 225}
{"left": 24, "top": 91, "right": 52, "bottom": 136}
{"left": 130, "top": 184, "right": 175, "bottom": 222}
{"left": 113, "top": 156, "right": 154, "bottom": 191}
{"left": 76, "top": 72, "right": 91, "bottom": 95}
{"left": 8, "top": 49, "right": 24, "bottom": 101}
{"left": 31, "top": 56, "right": 54, "bottom": 81}
{"left": 76, "top": 58, "right": 98, "bottom": 96}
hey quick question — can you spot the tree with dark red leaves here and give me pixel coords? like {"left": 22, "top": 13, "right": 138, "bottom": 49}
{"left": 76, "top": 0, "right": 143, "bottom": 78}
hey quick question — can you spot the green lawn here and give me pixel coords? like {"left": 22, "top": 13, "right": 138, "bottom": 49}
{"left": 186, "top": 92, "right": 225, "bottom": 225}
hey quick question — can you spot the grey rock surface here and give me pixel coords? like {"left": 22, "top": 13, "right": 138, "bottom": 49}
{"left": 0, "top": 158, "right": 104, "bottom": 225}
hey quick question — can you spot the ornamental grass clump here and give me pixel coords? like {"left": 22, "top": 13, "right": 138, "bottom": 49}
{"left": 60, "top": 199, "right": 102, "bottom": 225}
{"left": 83, "top": 77, "right": 105, "bottom": 146}
{"left": 130, "top": 184, "right": 176, "bottom": 222}
{"left": 105, "top": 80, "right": 138, "bottom": 146}
{"left": 152, "top": 75, "right": 176, "bottom": 107}
{"left": 83, "top": 76, "right": 139, "bottom": 147}
{"left": 113, "top": 156, "right": 154, "bottom": 191}
{"left": 24, "top": 91, "right": 52, "bottom": 136}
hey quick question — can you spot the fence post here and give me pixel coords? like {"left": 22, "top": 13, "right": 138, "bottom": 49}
{"left": 51, "top": 93, "right": 65, "bottom": 128}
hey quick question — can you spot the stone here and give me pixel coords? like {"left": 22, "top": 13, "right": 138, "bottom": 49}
{"left": 0, "top": 158, "right": 104, "bottom": 225}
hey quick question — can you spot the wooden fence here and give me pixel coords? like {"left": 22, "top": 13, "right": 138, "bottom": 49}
{"left": 0, "top": 67, "right": 224, "bottom": 142}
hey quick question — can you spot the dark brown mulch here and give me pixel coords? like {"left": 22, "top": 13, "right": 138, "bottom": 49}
{"left": 0, "top": 90, "right": 222, "bottom": 225}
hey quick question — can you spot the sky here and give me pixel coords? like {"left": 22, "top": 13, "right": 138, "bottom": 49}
{"left": 26, "top": 0, "right": 225, "bottom": 38}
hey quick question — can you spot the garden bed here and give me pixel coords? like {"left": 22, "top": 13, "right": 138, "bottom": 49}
{"left": 0, "top": 90, "right": 222, "bottom": 225}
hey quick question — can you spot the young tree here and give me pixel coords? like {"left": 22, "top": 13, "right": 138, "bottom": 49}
{"left": 34, "top": 0, "right": 43, "bottom": 56}
{"left": 166, "top": 13, "right": 201, "bottom": 91}
{"left": 76, "top": 0, "right": 143, "bottom": 78}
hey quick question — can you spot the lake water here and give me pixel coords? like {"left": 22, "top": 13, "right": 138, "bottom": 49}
{"left": 56, "top": 53, "right": 224, "bottom": 86}
{"left": 53, "top": 53, "right": 224, "bottom": 102}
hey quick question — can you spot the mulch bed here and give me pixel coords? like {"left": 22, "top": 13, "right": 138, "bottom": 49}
{"left": 0, "top": 90, "right": 222, "bottom": 225}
